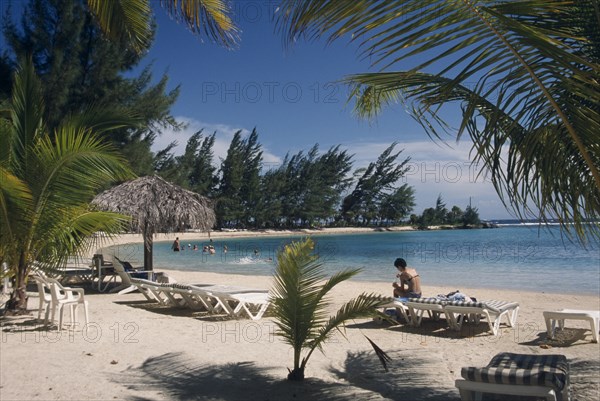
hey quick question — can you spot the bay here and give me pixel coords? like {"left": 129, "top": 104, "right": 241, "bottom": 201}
{"left": 108, "top": 225, "right": 600, "bottom": 295}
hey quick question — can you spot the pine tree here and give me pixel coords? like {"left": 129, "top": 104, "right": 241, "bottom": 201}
{"left": 2, "top": 0, "right": 181, "bottom": 176}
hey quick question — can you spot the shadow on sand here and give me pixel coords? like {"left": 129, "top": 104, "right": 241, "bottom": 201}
{"left": 112, "top": 350, "right": 459, "bottom": 401}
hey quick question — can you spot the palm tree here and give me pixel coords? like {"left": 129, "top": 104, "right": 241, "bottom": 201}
{"left": 0, "top": 60, "right": 135, "bottom": 313}
{"left": 86, "top": 0, "right": 240, "bottom": 53}
{"left": 270, "top": 237, "right": 390, "bottom": 381}
{"left": 276, "top": 0, "right": 600, "bottom": 243}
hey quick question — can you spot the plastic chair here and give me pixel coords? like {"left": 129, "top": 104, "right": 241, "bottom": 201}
{"left": 46, "top": 278, "right": 89, "bottom": 330}
{"left": 31, "top": 274, "right": 52, "bottom": 322}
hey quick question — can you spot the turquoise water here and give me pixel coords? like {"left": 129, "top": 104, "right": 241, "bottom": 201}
{"left": 109, "top": 226, "right": 600, "bottom": 295}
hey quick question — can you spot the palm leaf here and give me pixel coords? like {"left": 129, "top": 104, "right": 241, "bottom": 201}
{"left": 87, "top": 0, "right": 153, "bottom": 53}
{"left": 160, "top": 0, "right": 240, "bottom": 48}
{"left": 270, "top": 237, "right": 394, "bottom": 379}
{"left": 1, "top": 59, "right": 135, "bottom": 311}
{"left": 277, "top": 0, "right": 600, "bottom": 243}
{"left": 364, "top": 335, "right": 393, "bottom": 372}
{"left": 88, "top": 0, "right": 239, "bottom": 52}
{"left": 345, "top": 70, "right": 600, "bottom": 242}
{"left": 301, "top": 293, "right": 391, "bottom": 370}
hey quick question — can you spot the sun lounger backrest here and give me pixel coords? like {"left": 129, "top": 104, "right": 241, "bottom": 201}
{"left": 461, "top": 352, "right": 569, "bottom": 391}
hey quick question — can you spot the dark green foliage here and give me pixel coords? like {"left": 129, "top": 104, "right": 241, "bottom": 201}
{"left": 379, "top": 184, "right": 416, "bottom": 224}
{"left": 341, "top": 143, "right": 412, "bottom": 225}
{"left": 414, "top": 196, "right": 480, "bottom": 228}
{"left": 260, "top": 144, "right": 353, "bottom": 228}
{"left": 217, "top": 129, "right": 263, "bottom": 227}
{"left": 462, "top": 205, "right": 481, "bottom": 227}
{"left": 197, "top": 131, "right": 416, "bottom": 229}
{"left": 2, "top": 0, "right": 181, "bottom": 176}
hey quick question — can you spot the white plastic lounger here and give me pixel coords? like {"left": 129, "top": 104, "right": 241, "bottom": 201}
{"left": 129, "top": 278, "right": 175, "bottom": 305}
{"left": 543, "top": 309, "right": 599, "bottom": 343}
{"left": 169, "top": 284, "right": 215, "bottom": 310}
{"left": 455, "top": 352, "right": 569, "bottom": 401}
{"left": 444, "top": 299, "right": 520, "bottom": 336}
{"left": 379, "top": 298, "right": 412, "bottom": 324}
{"left": 111, "top": 258, "right": 153, "bottom": 294}
{"left": 203, "top": 289, "right": 271, "bottom": 320}
{"left": 405, "top": 298, "right": 446, "bottom": 327}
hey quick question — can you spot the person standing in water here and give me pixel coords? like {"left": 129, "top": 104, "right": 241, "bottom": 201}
{"left": 171, "top": 237, "right": 180, "bottom": 252}
{"left": 392, "top": 258, "right": 421, "bottom": 298}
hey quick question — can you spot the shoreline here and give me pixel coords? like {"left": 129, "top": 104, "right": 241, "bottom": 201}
{"left": 91, "top": 225, "right": 490, "bottom": 252}
{"left": 159, "top": 267, "right": 599, "bottom": 298}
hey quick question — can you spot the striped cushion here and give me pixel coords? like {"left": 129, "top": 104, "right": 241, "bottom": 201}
{"left": 168, "top": 283, "right": 192, "bottom": 290}
{"left": 445, "top": 299, "right": 519, "bottom": 313}
{"left": 461, "top": 353, "right": 569, "bottom": 390}
{"left": 408, "top": 297, "right": 447, "bottom": 305}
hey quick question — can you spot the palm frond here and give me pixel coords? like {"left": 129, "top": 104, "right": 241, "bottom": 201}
{"left": 9, "top": 60, "right": 44, "bottom": 175}
{"left": 0, "top": 167, "right": 32, "bottom": 252}
{"left": 34, "top": 209, "right": 130, "bottom": 268}
{"left": 87, "top": 0, "right": 153, "bottom": 53}
{"left": 345, "top": 70, "right": 600, "bottom": 242}
{"left": 277, "top": 0, "right": 600, "bottom": 243}
{"left": 160, "top": 0, "right": 240, "bottom": 48}
{"left": 364, "top": 335, "right": 393, "bottom": 372}
{"left": 302, "top": 293, "right": 390, "bottom": 369}
{"left": 271, "top": 238, "right": 330, "bottom": 347}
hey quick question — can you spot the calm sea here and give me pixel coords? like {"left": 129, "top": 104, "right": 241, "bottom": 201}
{"left": 109, "top": 225, "right": 600, "bottom": 295}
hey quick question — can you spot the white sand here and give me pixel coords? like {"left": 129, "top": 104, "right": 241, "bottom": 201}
{"left": 1, "top": 267, "right": 599, "bottom": 401}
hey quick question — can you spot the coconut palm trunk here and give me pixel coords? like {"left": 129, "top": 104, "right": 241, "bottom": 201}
{"left": 5, "top": 255, "right": 29, "bottom": 312}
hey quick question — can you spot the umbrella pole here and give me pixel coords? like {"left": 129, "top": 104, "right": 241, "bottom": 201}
{"left": 143, "top": 230, "right": 153, "bottom": 271}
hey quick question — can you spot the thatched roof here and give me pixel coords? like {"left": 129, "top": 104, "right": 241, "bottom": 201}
{"left": 92, "top": 175, "right": 216, "bottom": 234}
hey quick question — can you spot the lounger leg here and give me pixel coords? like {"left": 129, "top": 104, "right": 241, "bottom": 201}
{"left": 82, "top": 302, "right": 89, "bottom": 326}
{"left": 118, "top": 285, "right": 137, "bottom": 295}
{"left": 457, "top": 387, "right": 475, "bottom": 401}
{"left": 410, "top": 308, "right": 424, "bottom": 327}
{"left": 588, "top": 317, "right": 598, "bottom": 343}
{"left": 37, "top": 298, "right": 44, "bottom": 320}
{"left": 507, "top": 307, "right": 519, "bottom": 327}
{"left": 44, "top": 302, "right": 52, "bottom": 325}
{"left": 58, "top": 305, "right": 65, "bottom": 330}
{"left": 545, "top": 316, "right": 555, "bottom": 339}
{"left": 446, "top": 311, "right": 461, "bottom": 331}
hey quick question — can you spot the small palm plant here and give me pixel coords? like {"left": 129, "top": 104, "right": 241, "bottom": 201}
{"left": 270, "top": 237, "right": 391, "bottom": 381}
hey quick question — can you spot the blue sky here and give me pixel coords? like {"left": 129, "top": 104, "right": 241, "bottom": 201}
{"left": 1, "top": 0, "right": 514, "bottom": 220}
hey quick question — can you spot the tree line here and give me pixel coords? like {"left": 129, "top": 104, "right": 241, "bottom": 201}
{"left": 157, "top": 128, "right": 419, "bottom": 229}
{"left": 410, "top": 195, "right": 480, "bottom": 229}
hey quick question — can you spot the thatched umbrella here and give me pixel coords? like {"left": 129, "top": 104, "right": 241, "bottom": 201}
{"left": 92, "top": 175, "right": 216, "bottom": 270}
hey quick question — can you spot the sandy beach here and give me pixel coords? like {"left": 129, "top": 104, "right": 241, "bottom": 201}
{"left": 1, "top": 265, "right": 599, "bottom": 401}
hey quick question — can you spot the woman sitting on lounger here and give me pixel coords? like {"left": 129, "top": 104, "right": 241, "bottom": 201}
{"left": 392, "top": 258, "right": 422, "bottom": 298}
